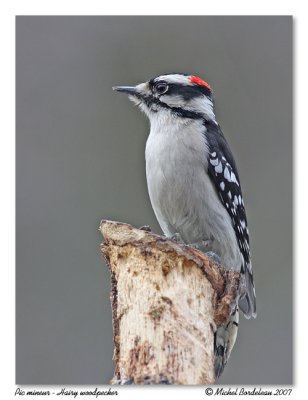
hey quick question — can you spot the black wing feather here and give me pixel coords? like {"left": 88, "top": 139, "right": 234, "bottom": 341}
{"left": 204, "top": 121, "right": 256, "bottom": 318}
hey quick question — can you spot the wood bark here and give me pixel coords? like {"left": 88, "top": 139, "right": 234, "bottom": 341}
{"left": 100, "top": 220, "right": 240, "bottom": 385}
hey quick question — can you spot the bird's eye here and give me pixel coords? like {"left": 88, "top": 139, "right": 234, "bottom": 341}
{"left": 155, "top": 83, "right": 168, "bottom": 95}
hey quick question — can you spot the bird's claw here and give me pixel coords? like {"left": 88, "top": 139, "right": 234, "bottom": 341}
{"left": 139, "top": 225, "right": 152, "bottom": 232}
{"left": 205, "top": 251, "right": 222, "bottom": 265}
{"left": 170, "top": 232, "right": 185, "bottom": 243}
{"left": 189, "top": 239, "right": 213, "bottom": 252}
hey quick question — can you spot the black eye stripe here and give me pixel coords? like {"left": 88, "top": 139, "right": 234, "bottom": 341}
{"left": 167, "top": 83, "right": 211, "bottom": 100}
{"left": 150, "top": 82, "right": 212, "bottom": 100}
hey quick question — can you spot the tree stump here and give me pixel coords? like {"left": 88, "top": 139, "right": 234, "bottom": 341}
{"left": 100, "top": 220, "right": 240, "bottom": 385}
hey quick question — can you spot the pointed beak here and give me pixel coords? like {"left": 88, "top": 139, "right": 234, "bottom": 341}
{"left": 112, "top": 86, "right": 138, "bottom": 95}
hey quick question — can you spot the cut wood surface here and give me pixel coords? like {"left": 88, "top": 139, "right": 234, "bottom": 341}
{"left": 100, "top": 220, "right": 240, "bottom": 385}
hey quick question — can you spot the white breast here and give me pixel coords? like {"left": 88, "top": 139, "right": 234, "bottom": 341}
{"left": 145, "top": 112, "right": 242, "bottom": 270}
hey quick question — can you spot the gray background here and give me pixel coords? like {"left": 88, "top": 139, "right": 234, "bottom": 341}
{"left": 16, "top": 16, "right": 292, "bottom": 385}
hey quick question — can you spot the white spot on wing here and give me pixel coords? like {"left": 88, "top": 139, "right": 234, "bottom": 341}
{"left": 220, "top": 181, "right": 225, "bottom": 190}
{"left": 215, "top": 161, "right": 223, "bottom": 173}
{"left": 230, "top": 171, "right": 239, "bottom": 185}
{"left": 210, "top": 158, "right": 219, "bottom": 166}
{"left": 224, "top": 166, "right": 231, "bottom": 181}
{"left": 240, "top": 220, "right": 246, "bottom": 229}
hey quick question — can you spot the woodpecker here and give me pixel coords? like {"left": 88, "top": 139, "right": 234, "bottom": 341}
{"left": 113, "top": 73, "right": 256, "bottom": 378}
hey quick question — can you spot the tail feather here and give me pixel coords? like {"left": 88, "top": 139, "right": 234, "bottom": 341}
{"left": 214, "top": 306, "right": 239, "bottom": 379}
{"left": 239, "top": 267, "right": 257, "bottom": 319}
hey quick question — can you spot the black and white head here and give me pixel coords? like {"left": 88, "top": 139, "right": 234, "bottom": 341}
{"left": 113, "top": 73, "right": 216, "bottom": 124}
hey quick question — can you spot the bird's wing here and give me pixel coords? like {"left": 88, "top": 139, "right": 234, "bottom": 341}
{"left": 205, "top": 122, "right": 256, "bottom": 318}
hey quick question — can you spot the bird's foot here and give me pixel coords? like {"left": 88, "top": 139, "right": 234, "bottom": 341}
{"left": 205, "top": 251, "right": 222, "bottom": 265}
{"left": 189, "top": 239, "right": 213, "bottom": 252}
{"left": 170, "top": 232, "right": 185, "bottom": 243}
{"left": 139, "top": 225, "right": 152, "bottom": 232}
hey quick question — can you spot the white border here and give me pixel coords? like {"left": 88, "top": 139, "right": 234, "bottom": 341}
{"left": 1, "top": 1, "right": 305, "bottom": 399}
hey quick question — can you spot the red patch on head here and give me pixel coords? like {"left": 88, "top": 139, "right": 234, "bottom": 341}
{"left": 190, "top": 76, "right": 211, "bottom": 91}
